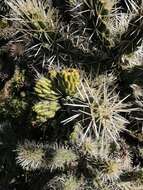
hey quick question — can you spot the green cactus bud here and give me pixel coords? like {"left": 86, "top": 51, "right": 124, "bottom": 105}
{"left": 33, "top": 100, "right": 60, "bottom": 122}
{"left": 58, "top": 69, "right": 80, "bottom": 96}
{"left": 35, "top": 76, "right": 60, "bottom": 100}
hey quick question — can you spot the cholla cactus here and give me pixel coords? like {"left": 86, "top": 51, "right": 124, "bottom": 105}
{"left": 32, "top": 100, "right": 60, "bottom": 122}
{"left": 121, "top": 42, "right": 143, "bottom": 69}
{"left": 16, "top": 140, "right": 46, "bottom": 171}
{"left": 99, "top": 0, "right": 115, "bottom": 12}
{"left": 48, "top": 145, "right": 78, "bottom": 171}
{"left": 93, "top": 73, "right": 117, "bottom": 88}
{"left": 99, "top": 158, "right": 124, "bottom": 182}
{"left": 6, "top": 0, "right": 59, "bottom": 48}
{"left": 79, "top": 0, "right": 116, "bottom": 50}
{"left": 1, "top": 0, "right": 143, "bottom": 189}
{"left": 81, "top": 136, "right": 110, "bottom": 158}
{"left": 63, "top": 77, "right": 135, "bottom": 144}
{"left": 69, "top": 0, "right": 79, "bottom": 6}
{"left": 87, "top": 144, "right": 132, "bottom": 187}
{"left": 6, "top": 0, "right": 58, "bottom": 32}
{"left": 34, "top": 76, "right": 60, "bottom": 100}
{"left": 69, "top": 123, "right": 83, "bottom": 144}
{"left": 139, "top": 147, "right": 143, "bottom": 158}
{"left": 57, "top": 68, "right": 80, "bottom": 96}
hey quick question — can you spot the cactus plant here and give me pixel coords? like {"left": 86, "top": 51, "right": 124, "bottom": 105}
{"left": 6, "top": 0, "right": 59, "bottom": 48}
{"left": 0, "top": 0, "right": 143, "bottom": 189}
{"left": 47, "top": 145, "right": 78, "bottom": 171}
{"left": 57, "top": 68, "right": 80, "bottom": 96}
{"left": 16, "top": 140, "right": 46, "bottom": 171}
{"left": 62, "top": 78, "right": 135, "bottom": 144}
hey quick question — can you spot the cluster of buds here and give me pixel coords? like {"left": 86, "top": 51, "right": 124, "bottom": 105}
{"left": 33, "top": 100, "right": 60, "bottom": 123}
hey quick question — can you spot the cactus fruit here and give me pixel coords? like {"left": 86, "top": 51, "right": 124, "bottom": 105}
{"left": 57, "top": 68, "right": 80, "bottom": 96}
{"left": 34, "top": 76, "right": 60, "bottom": 100}
{"left": 32, "top": 100, "right": 60, "bottom": 122}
